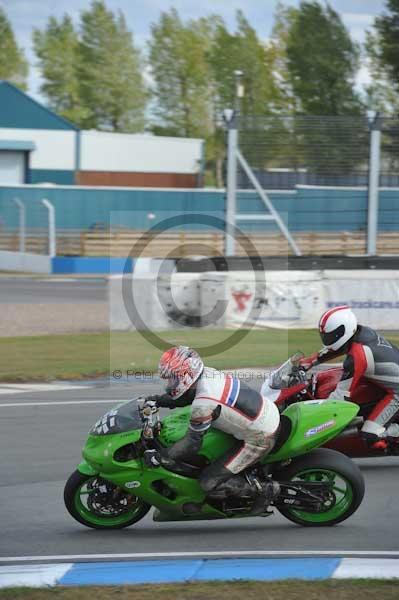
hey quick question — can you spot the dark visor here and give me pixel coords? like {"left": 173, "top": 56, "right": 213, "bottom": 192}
{"left": 320, "top": 324, "right": 345, "bottom": 347}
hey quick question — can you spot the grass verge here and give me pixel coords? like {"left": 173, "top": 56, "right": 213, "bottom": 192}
{"left": 1, "top": 581, "right": 399, "bottom": 600}
{"left": 1, "top": 329, "right": 399, "bottom": 383}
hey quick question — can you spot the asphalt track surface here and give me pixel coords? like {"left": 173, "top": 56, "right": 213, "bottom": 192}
{"left": 0, "top": 277, "right": 107, "bottom": 304}
{"left": 1, "top": 379, "right": 399, "bottom": 560}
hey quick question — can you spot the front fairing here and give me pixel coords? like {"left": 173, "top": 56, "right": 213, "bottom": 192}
{"left": 80, "top": 402, "right": 230, "bottom": 518}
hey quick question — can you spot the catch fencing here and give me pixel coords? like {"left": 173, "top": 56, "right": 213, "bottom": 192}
{"left": 228, "top": 113, "right": 399, "bottom": 256}
{"left": 237, "top": 115, "right": 399, "bottom": 189}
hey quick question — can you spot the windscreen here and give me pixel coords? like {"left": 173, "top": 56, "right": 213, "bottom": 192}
{"left": 269, "top": 352, "right": 304, "bottom": 389}
{"left": 90, "top": 399, "right": 143, "bottom": 436}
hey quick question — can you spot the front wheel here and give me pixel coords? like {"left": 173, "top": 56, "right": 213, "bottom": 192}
{"left": 275, "top": 448, "right": 365, "bottom": 526}
{"left": 64, "top": 470, "right": 151, "bottom": 529}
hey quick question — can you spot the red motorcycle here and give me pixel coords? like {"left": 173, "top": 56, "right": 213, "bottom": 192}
{"left": 264, "top": 356, "right": 398, "bottom": 458}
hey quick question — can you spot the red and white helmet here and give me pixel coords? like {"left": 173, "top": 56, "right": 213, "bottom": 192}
{"left": 158, "top": 346, "right": 204, "bottom": 399}
{"left": 318, "top": 306, "right": 358, "bottom": 351}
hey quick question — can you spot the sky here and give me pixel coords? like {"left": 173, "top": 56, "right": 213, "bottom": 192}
{"left": 2, "top": 0, "right": 388, "bottom": 101}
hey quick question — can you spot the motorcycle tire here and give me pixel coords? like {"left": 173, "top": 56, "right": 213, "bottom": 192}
{"left": 64, "top": 470, "right": 151, "bottom": 530}
{"left": 275, "top": 448, "right": 365, "bottom": 527}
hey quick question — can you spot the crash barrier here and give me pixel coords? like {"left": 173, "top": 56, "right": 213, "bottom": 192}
{"left": 0, "top": 250, "right": 51, "bottom": 274}
{"left": 1, "top": 557, "right": 398, "bottom": 587}
{"left": 0, "top": 251, "right": 133, "bottom": 274}
{"left": 2, "top": 229, "right": 399, "bottom": 257}
{"left": 177, "top": 254, "right": 399, "bottom": 272}
{"left": 111, "top": 269, "right": 399, "bottom": 331}
{"left": 52, "top": 257, "right": 134, "bottom": 274}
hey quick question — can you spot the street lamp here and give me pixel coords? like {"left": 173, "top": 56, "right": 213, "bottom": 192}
{"left": 234, "top": 70, "right": 244, "bottom": 115}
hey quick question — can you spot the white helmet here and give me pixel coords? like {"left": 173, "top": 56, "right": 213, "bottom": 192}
{"left": 318, "top": 306, "right": 357, "bottom": 351}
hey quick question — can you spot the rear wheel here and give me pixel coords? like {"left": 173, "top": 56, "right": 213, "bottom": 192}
{"left": 64, "top": 470, "right": 151, "bottom": 529}
{"left": 275, "top": 448, "right": 365, "bottom": 526}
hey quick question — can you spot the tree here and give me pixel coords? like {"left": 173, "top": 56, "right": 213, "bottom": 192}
{"left": 286, "top": 1, "right": 362, "bottom": 116}
{"left": 207, "top": 9, "right": 293, "bottom": 183}
{"left": 78, "top": 1, "right": 146, "bottom": 131}
{"left": 33, "top": 16, "right": 86, "bottom": 124}
{"left": 267, "top": 2, "right": 300, "bottom": 115}
{"left": 365, "top": 1, "right": 399, "bottom": 113}
{"left": 283, "top": 2, "right": 367, "bottom": 177}
{"left": 0, "top": 7, "right": 28, "bottom": 90}
{"left": 148, "top": 9, "right": 215, "bottom": 138}
{"left": 365, "top": 2, "right": 399, "bottom": 178}
{"left": 209, "top": 10, "right": 283, "bottom": 118}
{"left": 373, "top": 0, "right": 399, "bottom": 86}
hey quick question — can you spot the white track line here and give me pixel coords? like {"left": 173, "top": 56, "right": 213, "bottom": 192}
{"left": 0, "top": 399, "right": 121, "bottom": 408}
{"left": 0, "top": 384, "right": 90, "bottom": 395}
{"left": 1, "top": 551, "right": 399, "bottom": 563}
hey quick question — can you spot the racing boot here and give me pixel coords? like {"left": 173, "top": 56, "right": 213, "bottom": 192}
{"left": 246, "top": 475, "right": 280, "bottom": 516}
{"left": 383, "top": 423, "right": 399, "bottom": 441}
{"left": 381, "top": 424, "right": 399, "bottom": 454}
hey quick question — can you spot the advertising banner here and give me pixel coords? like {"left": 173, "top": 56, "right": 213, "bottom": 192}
{"left": 110, "top": 269, "right": 399, "bottom": 332}
{"left": 222, "top": 271, "right": 325, "bottom": 329}
{"left": 323, "top": 272, "right": 399, "bottom": 330}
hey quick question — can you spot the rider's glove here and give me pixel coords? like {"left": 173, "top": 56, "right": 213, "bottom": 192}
{"left": 299, "top": 352, "right": 319, "bottom": 371}
{"left": 145, "top": 394, "right": 175, "bottom": 408}
{"left": 288, "top": 366, "right": 308, "bottom": 386}
{"left": 143, "top": 449, "right": 162, "bottom": 468}
{"left": 141, "top": 399, "right": 158, "bottom": 416}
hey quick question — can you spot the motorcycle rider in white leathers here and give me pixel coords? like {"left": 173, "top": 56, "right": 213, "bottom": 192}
{"left": 145, "top": 345, "right": 280, "bottom": 514}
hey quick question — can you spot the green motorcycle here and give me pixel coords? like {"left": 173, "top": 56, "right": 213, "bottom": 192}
{"left": 64, "top": 397, "right": 365, "bottom": 529}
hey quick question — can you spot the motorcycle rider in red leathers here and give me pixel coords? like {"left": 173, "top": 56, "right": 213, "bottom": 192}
{"left": 300, "top": 306, "right": 399, "bottom": 445}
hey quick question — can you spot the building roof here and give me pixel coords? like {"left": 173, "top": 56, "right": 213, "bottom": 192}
{"left": 0, "top": 140, "right": 36, "bottom": 151}
{"left": 0, "top": 81, "right": 79, "bottom": 131}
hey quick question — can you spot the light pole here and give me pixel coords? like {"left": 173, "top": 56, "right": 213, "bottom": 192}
{"left": 225, "top": 71, "right": 245, "bottom": 257}
{"left": 234, "top": 69, "right": 244, "bottom": 114}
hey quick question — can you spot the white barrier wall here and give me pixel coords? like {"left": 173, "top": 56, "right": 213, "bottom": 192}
{"left": 0, "top": 251, "right": 51, "bottom": 273}
{"left": 323, "top": 270, "right": 399, "bottom": 330}
{"left": 110, "top": 270, "right": 399, "bottom": 332}
{"left": 110, "top": 273, "right": 201, "bottom": 331}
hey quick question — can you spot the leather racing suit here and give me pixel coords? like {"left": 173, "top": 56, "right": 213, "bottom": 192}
{"left": 301, "top": 326, "right": 399, "bottom": 440}
{"left": 156, "top": 366, "right": 280, "bottom": 498}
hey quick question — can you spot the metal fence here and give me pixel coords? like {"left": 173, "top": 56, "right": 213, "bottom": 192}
{"left": 380, "top": 118, "right": 399, "bottom": 187}
{"left": 225, "top": 113, "right": 399, "bottom": 256}
{"left": 237, "top": 115, "right": 399, "bottom": 190}
{"left": 0, "top": 197, "right": 55, "bottom": 256}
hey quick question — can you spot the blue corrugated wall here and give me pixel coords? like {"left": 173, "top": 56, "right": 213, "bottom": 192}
{"left": 29, "top": 169, "right": 76, "bottom": 185}
{"left": 0, "top": 185, "right": 398, "bottom": 232}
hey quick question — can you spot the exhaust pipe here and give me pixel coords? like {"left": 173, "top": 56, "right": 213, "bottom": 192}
{"left": 338, "top": 416, "right": 364, "bottom": 438}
